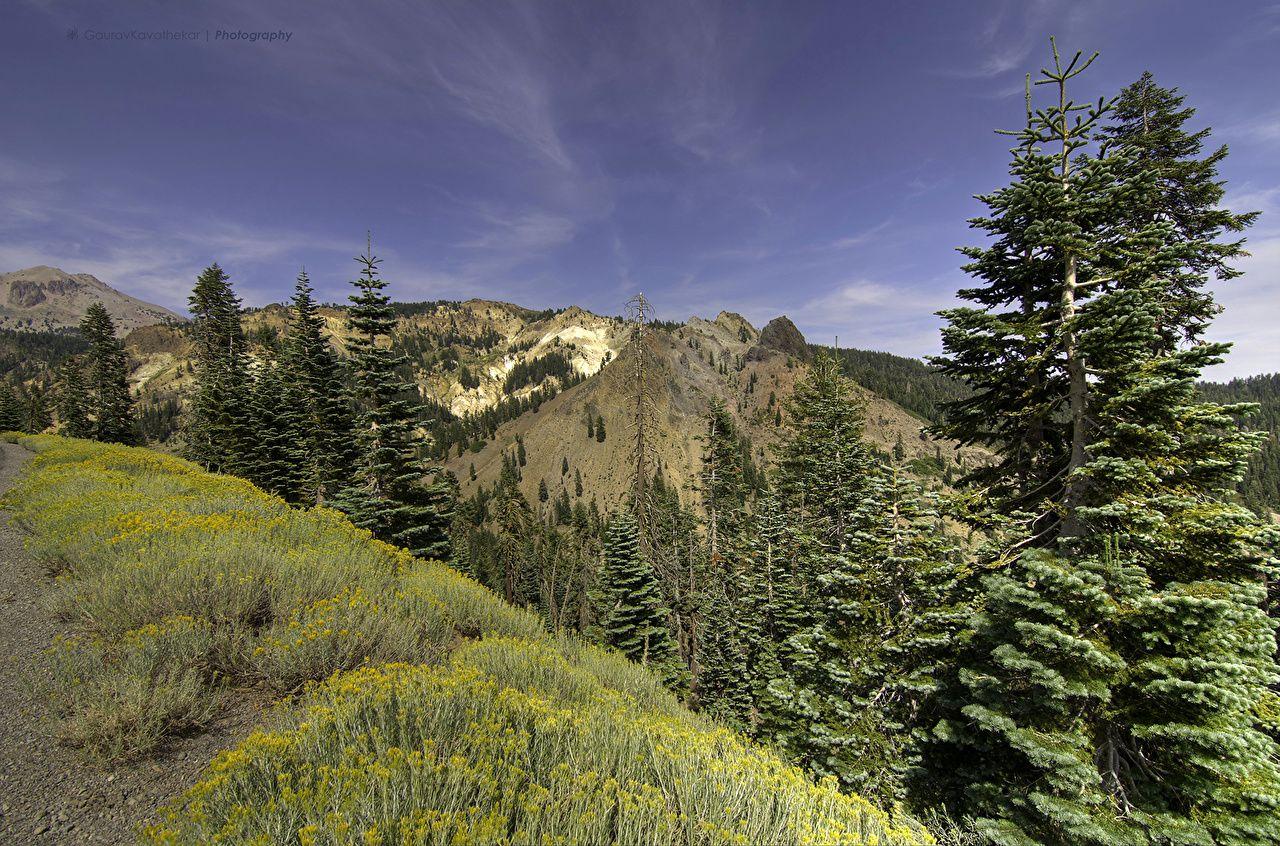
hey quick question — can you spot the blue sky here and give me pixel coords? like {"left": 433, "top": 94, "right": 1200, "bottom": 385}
{"left": 3, "top": 1, "right": 1278, "bottom": 378}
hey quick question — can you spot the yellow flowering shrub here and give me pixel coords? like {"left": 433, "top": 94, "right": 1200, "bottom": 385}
{"left": 5, "top": 435, "right": 930, "bottom": 843}
{"left": 145, "top": 641, "right": 931, "bottom": 845}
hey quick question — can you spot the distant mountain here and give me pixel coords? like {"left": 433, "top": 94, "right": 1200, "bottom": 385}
{"left": 0, "top": 266, "right": 185, "bottom": 334}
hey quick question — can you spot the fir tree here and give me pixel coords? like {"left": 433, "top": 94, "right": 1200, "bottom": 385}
{"left": 1101, "top": 71, "right": 1259, "bottom": 343}
{"left": 280, "top": 269, "right": 357, "bottom": 505}
{"left": 56, "top": 358, "right": 90, "bottom": 438}
{"left": 0, "top": 383, "right": 21, "bottom": 432}
{"left": 335, "top": 243, "right": 454, "bottom": 560}
{"left": 698, "top": 397, "right": 747, "bottom": 560}
{"left": 923, "top": 42, "right": 1280, "bottom": 843}
{"left": 493, "top": 461, "right": 535, "bottom": 605}
{"left": 184, "top": 263, "right": 251, "bottom": 472}
{"left": 80, "top": 303, "right": 136, "bottom": 444}
{"left": 597, "top": 510, "right": 677, "bottom": 678}
{"left": 595, "top": 414, "right": 606, "bottom": 442}
{"left": 23, "top": 383, "right": 51, "bottom": 433}
{"left": 244, "top": 359, "right": 296, "bottom": 497}
{"left": 777, "top": 352, "right": 875, "bottom": 565}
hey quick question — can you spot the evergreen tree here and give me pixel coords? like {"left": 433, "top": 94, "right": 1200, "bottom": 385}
{"left": 741, "top": 492, "right": 805, "bottom": 733}
{"left": 776, "top": 352, "right": 875, "bottom": 563}
{"left": 280, "top": 269, "right": 357, "bottom": 505}
{"left": 335, "top": 244, "right": 453, "bottom": 560}
{"left": 23, "top": 383, "right": 51, "bottom": 433}
{"left": 595, "top": 414, "right": 606, "bottom": 442}
{"left": 80, "top": 303, "right": 136, "bottom": 444}
{"left": 697, "top": 397, "right": 747, "bottom": 559}
{"left": 493, "top": 460, "right": 536, "bottom": 605}
{"left": 1101, "top": 71, "right": 1259, "bottom": 343}
{"left": 244, "top": 359, "right": 296, "bottom": 497}
{"left": 56, "top": 358, "right": 90, "bottom": 438}
{"left": 0, "top": 383, "right": 21, "bottom": 432}
{"left": 597, "top": 510, "right": 677, "bottom": 678}
{"left": 923, "top": 43, "right": 1280, "bottom": 843}
{"left": 184, "top": 263, "right": 251, "bottom": 471}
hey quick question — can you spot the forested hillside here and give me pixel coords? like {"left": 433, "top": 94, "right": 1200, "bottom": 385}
{"left": 820, "top": 345, "right": 971, "bottom": 422}
{"left": 1200, "top": 373, "right": 1280, "bottom": 515}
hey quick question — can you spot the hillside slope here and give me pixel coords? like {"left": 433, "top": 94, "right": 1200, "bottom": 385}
{"left": 110, "top": 301, "right": 983, "bottom": 508}
{"left": 2, "top": 435, "right": 929, "bottom": 845}
{"left": 0, "top": 266, "right": 184, "bottom": 334}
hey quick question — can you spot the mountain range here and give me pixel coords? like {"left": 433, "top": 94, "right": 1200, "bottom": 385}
{"left": 0, "top": 266, "right": 184, "bottom": 334}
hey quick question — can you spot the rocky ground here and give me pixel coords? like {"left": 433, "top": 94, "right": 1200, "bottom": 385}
{"left": 0, "top": 441, "right": 258, "bottom": 844}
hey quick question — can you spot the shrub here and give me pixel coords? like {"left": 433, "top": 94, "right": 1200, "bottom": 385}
{"left": 144, "top": 640, "right": 930, "bottom": 845}
{"left": 5, "top": 435, "right": 928, "bottom": 843}
{"left": 44, "top": 615, "right": 221, "bottom": 759}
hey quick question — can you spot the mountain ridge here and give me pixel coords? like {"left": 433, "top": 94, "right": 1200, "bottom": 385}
{"left": 0, "top": 266, "right": 185, "bottom": 334}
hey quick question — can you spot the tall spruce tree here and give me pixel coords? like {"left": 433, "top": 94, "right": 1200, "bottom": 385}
{"left": 184, "top": 263, "right": 251, "bottom": 472}
{"left": 80, "top": 303, "right": 136, "bottom": 444}
{"left": 280, "top": 269, "right": 357, "bottom": 505}
{"left": 923, "top": 42, "right": 1280, "bottom": 844}
{"left": 335, "top": 243, "right": 453, "bottom": 560}
{"left": 741, "top": 492, "right": 805, "bottom": 735}
{"left": 56, "top": 358, "right": 91, "bottom": 438}
{"left": 597, "top": 510, "right": 678, "bottom": 680}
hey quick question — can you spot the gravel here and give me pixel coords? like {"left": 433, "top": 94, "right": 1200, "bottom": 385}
{"left": 0, "top": 441, "right": 261, "bottom": 844}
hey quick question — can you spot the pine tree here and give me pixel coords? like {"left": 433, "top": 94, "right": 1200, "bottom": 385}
{"left": 56, "top": 358, "right": 91, "bottom": 438}
{"left": 335, "top": 243, "right": 454, "bottom": 560}
{"left": 595, "top": 414, "right": 606, "bottom": 442}
{"left": 0, "top": 383, "right": 21, "bottom": 432}
{"left": 922, "top": 42, "right": 1280, "bottom": 843}
{"left": 741, "top": 492, "right": 805, "bottom": 734}
{"left": 80, "top": 303, "right": 136, "bottom": 444}
{"left": 184, "top": 263, "right": 251, "bottom": 471}
{"left": 280, "top": 269, "right": 357, "bottom": 505}
{"left": 493, "top": 460, "right": 535, "bottom": 605}
{"left": 597, "top": 510, "right": 677, "bottom": 678}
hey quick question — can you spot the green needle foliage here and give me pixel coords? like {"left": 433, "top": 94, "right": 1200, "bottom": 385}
{"left": 183, "top": 262, "right": 251, "bottom": 472}
{"left": 924, "top": 40, "right": 1280, "bottom": 844}
{"left": 280, "top": 269, "right": 358, "bottom": 506}
{"left": 0, "top": 382, "right": 22, "bottom": 432}
{"left": 55, "top": 357, "right": 91, "bottom": 438}
{"left": 335, "top": 243, "right": 454, "bottom": 560}
{"left": 79, "top": 303, "right": 136, "bottom": 445}
{"left": 597, "top": 510, "right": 678, "bottom": 682}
